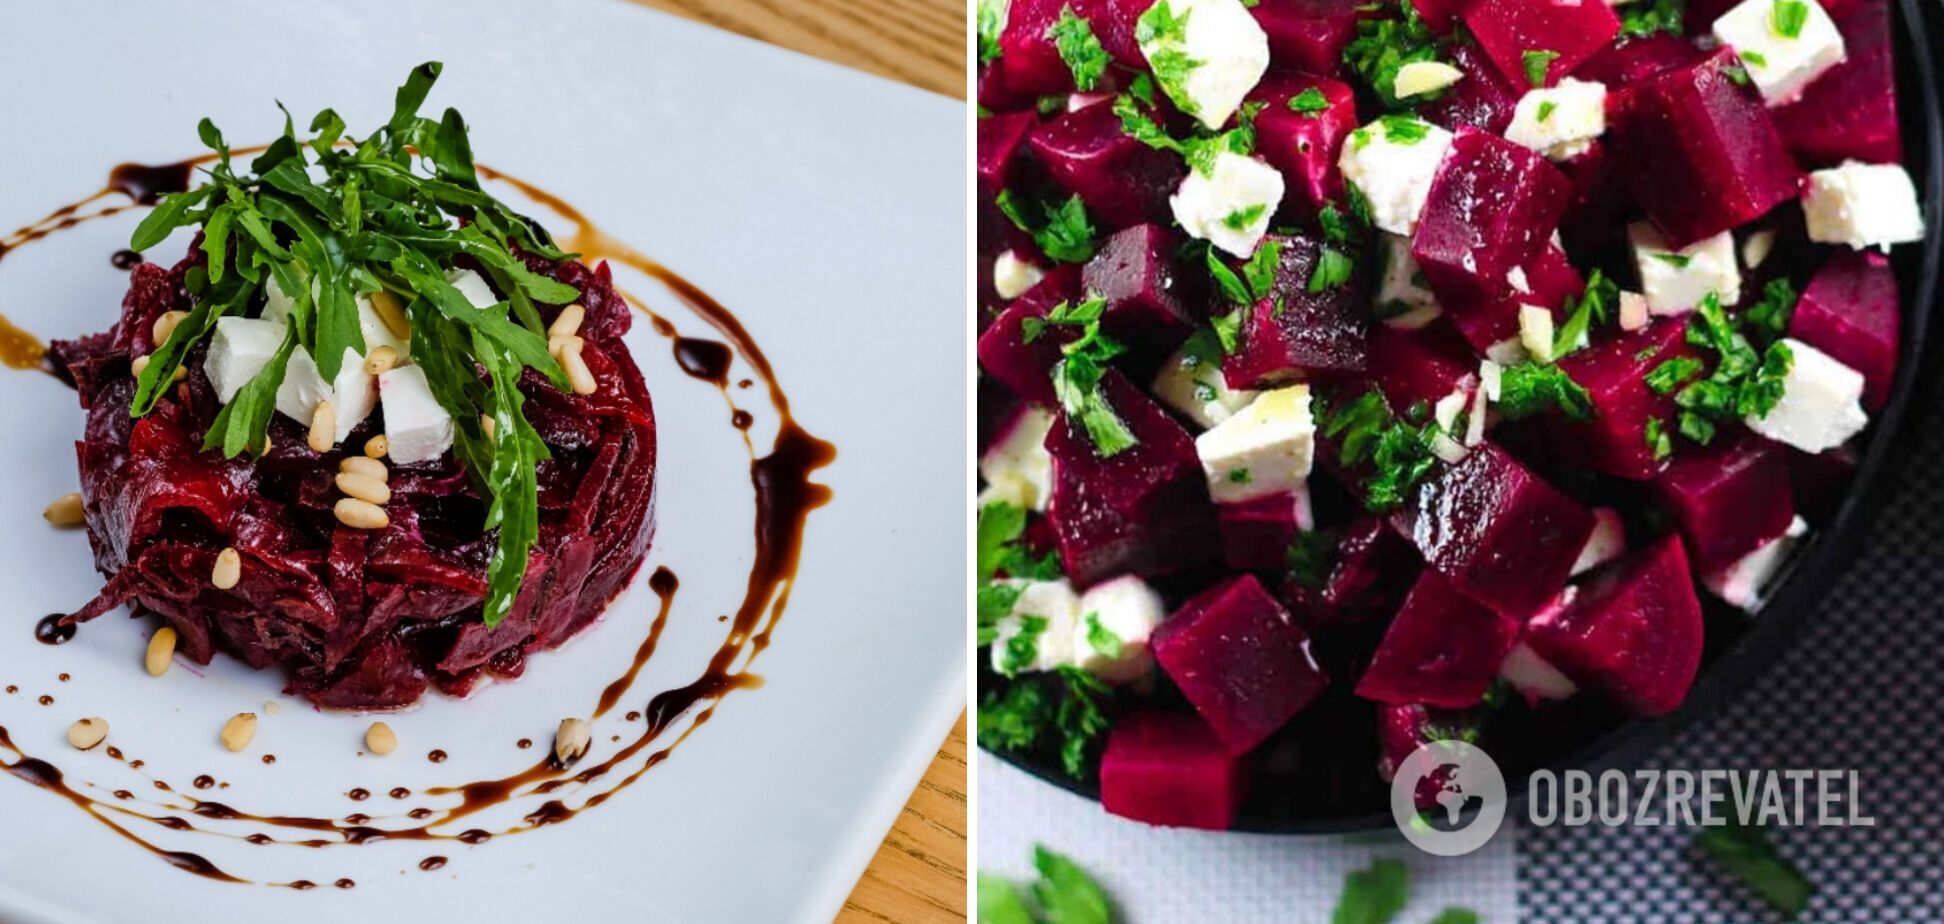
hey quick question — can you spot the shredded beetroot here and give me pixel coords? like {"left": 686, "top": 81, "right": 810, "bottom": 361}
{"left": 48, "top": 247, "right": 657, "bottom": 709}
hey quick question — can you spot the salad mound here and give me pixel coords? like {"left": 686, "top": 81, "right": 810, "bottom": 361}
{"left": 977, "top": 0, "right": 1923, "bottom": 827}
{"left": 50, "top": 65, "right": 657, "bottom": 709}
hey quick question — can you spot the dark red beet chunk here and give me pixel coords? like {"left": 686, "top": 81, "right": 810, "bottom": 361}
{"left": 1221, "top": 234, "right": 1370, "bottom": 388}
{"left": 1365, "top": 323, "right": 1478, "bottom": 414}
{"left": 1284, "top": 516, "right": 1421, "bottom": 628}
{"left": 975, "top": 269, "right": 1081, "bottom": 406}
{"left": 1251, "top": 0, "right": 1363, "bottom": 76}
{"left": 1219, "top": 492, "right": 1308, "bottom": 572}
{"left": 1574, "top": 34, "right": 1707, "bottom": 89}
{"left": 1462, "top": 0, "right": 1619, "bottom": 89}
{"left": 1391, "top": 443, "right": 1595, "bottom": 619}
{"left": 1418, "top": 44, "right": 1523, "bottom": 135}
{"left": 1082, "top": 224, "right": 1195, "bottom": 345}
{"left": 994, "top": 0, "right": 1139, "bottom": 96}
{"left": 1045, "top": 373, "right": 1216, "bottom": 584}
{"left": 1152, "top": 575, "right": 1330, "bottom": 754}
{"left": 1549, "top": 318, "right": 1701, "bottom": 480}
{"left": 1524, "top": 535, "right": 1704, "bottom": 716}
{"left": 1774, "top": 0, "right": 1901, "bottom": 166}
{"left": 1790, "top": 246, "right": 1900, "bottom": 414}
{"left": 1653, "top": 431, "right": 1795, "bottom": 573}
{"left": 1030, "top": 104, "right": 1186, "bottom": 229}
{"left": 1100, "top": 711, "right": 1245, "bottom": 829}
{"left": 1250, "top": 74, "right": 1358, "bottom": 226}
{"left": 1442, "top": 243, "right": 1582, "bottom": 354}
{"left": 1607, "top": 49, "right": 1801, "bottom": 249}
{"left": 1789, "top": 446, "right": 1858, "bottom": 525}
{"left": 979, "top": 111, "right": 1039, "bottom": 201}
{"left": 1376, "top": 703, "right": 1490, "bottom": 789}
{"left": 1357, "top": 569, "right": 1521, "bottom": 708}
{"left": 1413, "top": 130, "right": 1574, "bottom": 303}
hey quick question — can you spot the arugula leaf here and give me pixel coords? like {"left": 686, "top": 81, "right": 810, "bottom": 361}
{"left": 202, "top": 322, "right": 298, "bottom": 458}
{"left": 1696, "top": 818, "right": 1815, "bottom": 915}
{"left": 1031, "top": 846, "right": 1113, "bottom": 924}
{"left": 1049, "top": 6, "right": 1111, "bottom": 92}
{"left": 1331, "top": 859, "right": 1409, "bottom": 924}
{"left": 129, "top": 185, "right": 215, "bottom": 252}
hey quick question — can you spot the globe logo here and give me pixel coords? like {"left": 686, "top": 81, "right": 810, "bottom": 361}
{"left": 1389, "top": 740, "right": 1507, "bottom": 856}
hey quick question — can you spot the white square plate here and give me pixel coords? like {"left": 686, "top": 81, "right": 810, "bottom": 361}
{"left": 0, "top": 1, "right": 965, "bottom": 920}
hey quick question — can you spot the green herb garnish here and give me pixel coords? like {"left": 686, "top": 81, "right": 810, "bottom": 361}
{"left": 1083, "top": 612, "right": 1122, "bottom": 658}
{"left": 1000, "top": 613, "right": 1051, "bottom": 675}
{"left": 1286, "top": 529, "right": 1336, "bottom": 589}
{"left": 1309, "top": 246, "right": 1355, "bottom": 293}
{"left": 1331, "top": 858, "right": 1409, "bottom": 924}
{"left": 1536, "top": 100, "right": 1558, "bottom": 121}
{"left": 1342, "top": 4, "right": 1445, "bottom": 110}
{"left": 1289, "top": 86, "right": 1331, "bottom": 116}
{"left": 978, "top": 0, "right": 1009, "bottom": 63}
{"left": 1222, "top": 203, "right": 1268, "bottom": 231}
{"left": 1619, "top": 0, "right": 1685, "bottom": 36}
{"left": 1672, "top": 293, "right": 1795, "bottom": 444}
{"left": 996, "top": 189, "right": 1098, "bottom": 263}
{"left": 1049, "top": 6, "right": 1111, "bottom": 92}
{"left": 1771, "top": 0, "right": 1810, "bottom": 38}
{"left": 1552, "top": 269, "right": 1619, "bottom": 360}
{"left": 1497, "top": 363, "right": 1594, "bottom": 420}
{"left": 1029, "top": 296, "right": 1138, "bottom": 456}
{"left": 979, "top": 845, "right": 1114, "bottom": 924}
{"left": 1696, "top": 818, "right": 1815, "bottom": 915}
{"left": 1652, "top": 252, "right": 1694, "bottom": 269}
{"left": 978, "top": 667, "right": 1112, "bottom": 778}
{"left": 1646, "top": 356, "right": 1706, "bottom": 393}
{"left": 1743, "top": 277, "right": 1799, "bottom": 338}
{"left": 1742, "top": 49, "right": 1771, "bottom": 68}
{"left": 1378, "top": 114, "right": 1431, "bottom": 145}
{"left": 1523, "top": 49, "right": 1561, "bottom": 87}
{"left": 1135, "top": 0, "right": 1204, "bottom": 118}
{"left": 1319, "top": 390, "right": 1439, "bottom": 511}
{"left": 1645, "top": 416, "right": 1673, "bottom": 461}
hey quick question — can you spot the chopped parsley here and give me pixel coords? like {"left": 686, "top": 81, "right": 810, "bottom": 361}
{"left": 1497, "top": 363, "right": 1594, "bottom": 420}
{"left": 1742, "top": 49, "right": 1771, "bottom": 68}
{"left": 1112, "top": 93, "right": 1256, "bottom": 176}
{"left": 1523, "top": 48, "right": 1561, "bottom": 87}
{"left": 1553, "top": 270, "right": 1619, "bottom": 360}
{"left": 1031, "top": 296, "right": 1139, "bottom": 456}
{"left": 1319, "top": 390, "right": 1440, "bottom": 512}
{"left": 1289, "top": 86, "right": 1331, "bottom": 116}
{"left": 1222, "top": 202, "right": 1268, "bottom": 231}
{"left": 1135, "top": 0, "right": 1204, "bottom": 118}
{"left": 1309, "top": 246, "right": 1355, "bottom": 293}
{"left": 1646, "top": 356, "right": 1706, "bottom": 393}
{"left": 999, "top": 613, "right": 1051, "bottom": 675}
{"left": 1619, "top": 0, "right": 1686, "bottom": 37}
{"left": 977, "top": 501, "right": 1061, "bottom": 584}
{"left": 1342, "top": 3, "right": 1446, "bottom": 110}
{"left": 1743, "top": 277, "right": 1799, "bottom": 338}
{"left": 1672, "top": 293, "right": 1796, "bottom": 445}
{"left": 1428, "top": 911, "right": 1481, "bottom": 924}
{"left": 1645, "top": 415, "right": 1673, "bottom": 461}
{"left": 1651, "top": 252, "right": 1694, "bottom": 269}
{"left": 1286, "top": 529, "right": 1336, "bottom": 590}
{"left": 1210, "top": 307, "right": 1245, "bottom": 354}
{"left": 978, "top": 0, "right": 1009, "bottom": 64}
{"left": 1379, "top": 113, "right": 1431, "bottom": 144}
{"left": 979, "top": 846, "right": 1113, "bottom": 924}
{"left": 1206, "top": 238, "right": 1282, "bottom": 308}
{"left": 1771, "top": 0, "right": 1810, "bottom": 38}
{"left": 1083, "top": 612, "right": 1122, "bottom": 658}
{"left": 978, "top": 666, "right": 1112, "bottom": 778}
{"left": 995, "top": 189, "right": 1098, "bottom": 264}
{"left": 1536, "top": 100, "right": 1558, "bottom": 122}
{"left": 1696, "top": 818, "right": 1815, "bottom": 916}
{"left": 1725, "top": 63, "right": 1754, "bottom": 87}
{"left": 1049, "top": 6, "right": 1111, "bottom": 92}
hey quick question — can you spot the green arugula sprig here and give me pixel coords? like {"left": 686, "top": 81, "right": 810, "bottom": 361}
{"left": 129, "top": 63, "right": 581, "bottom": 627}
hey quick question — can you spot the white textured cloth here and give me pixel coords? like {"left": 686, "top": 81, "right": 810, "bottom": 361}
{"left": 978, "top": 752, "right": 1518, "bottom": 922}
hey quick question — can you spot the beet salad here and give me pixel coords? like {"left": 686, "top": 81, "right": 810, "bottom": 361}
{"left": 976, "top": 0, "right": 1924, "bottom": 827}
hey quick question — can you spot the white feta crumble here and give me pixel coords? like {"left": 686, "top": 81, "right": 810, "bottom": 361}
{"left": 1741, "top": 229, "right": 1778, "bottom": 269}
{"left": 274, "top": 346, "right": 376, "bottom": 445}
{"left": 1518, "top": 305, "right": 1557, "bottom": 364}
{"left": 978, "top": 406, "right": 1055, "bottom": 512}
{"left": 445, "top": 268, "right": 500, "bottom": 309}
{"left": 1802, "top": 161, "right": 1927, "bottom": 250}
{"left": 1630, "top": 223, "right": 1742, "bottom": 315}
{"left": 989, "top": 579, "right": 1082, "bottom": 676}
{"left": 1376, "top": 233, "right": 1441, "bottom": 328}
{"left": 262, "top": 275, "right": 410, "bottom": 363}
{"left": 991, "top": 250, "right": 1045, "bottom": 300}
{"left": 1745, "top": 337, "right": 1870, "bottom": 452}
{"left": 1505, "top": 78, "right": 1608, "bottom": 161}
{"left": 1618, "top": 290, "right": 1651, "bottom": 331}
{"left": 1151, "top": 336, "right": 1258, "bottom": 429}
{"left": 1703, "top": 516, "right": 1809, "bottom": 611}
{"left": 1485, "top": 337, "right": 1531, "bottom": 367}
{"left": 1711, "top": 0, "right": 1847, "bottom": 105}
{"left": 1499, "top": 641, "right": 1579, "bottom": 701}
{"left": 204, "top": 317, "right": 286, "bottom": 404}
{"left": 1572, "top": 507, "right": 1627, "bottom": 576}
{"left": 1071, "top": 576, "right": 1167, "bottom": 683}
{"left": 1137, "top": 0, "right": 1270, "bottom": 130}
{"left": 1168, "top": 151, "right": 1285, "bottom": 258}
{"left": 1194, "top": 384, "right": 1314, "bottom": 504}
{"left": 1393, "top": 60, "right": 1464, "bottom": 99}
{"left": 1337, "top": 116, "right": 1455, "bottom": 236}
{"left": 378, "top": 364, "right": 456, "bottom": 464}
{"left": 1465, "top": 360, "right": 1496, "bottom": 446}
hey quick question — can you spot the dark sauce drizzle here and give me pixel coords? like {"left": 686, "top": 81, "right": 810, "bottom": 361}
{"left": 0, "top": 155, "right": 836, "bottom": 886}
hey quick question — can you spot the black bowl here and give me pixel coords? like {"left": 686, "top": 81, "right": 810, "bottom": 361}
{"left": 987, "top": 2, "right": 1944, "bottom": 834}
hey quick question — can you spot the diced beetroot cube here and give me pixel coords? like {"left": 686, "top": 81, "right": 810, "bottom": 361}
{"left": 1653, "top": 431, "right": 1795, "bottom": 573}
{"left": 976, "top": 268, "right": 1081, "bottom": 405}
{"left": 1357, "top": 569, "right": 1521, "bottom": 708}
{"left": 1030, "top": 104, "right": 1186, "bottom": 229}
{"left": 1219, "top": 492, "right": 1311, "bottom": 572}
{"left": 1100, "top": 711, "right": 1246, "bottom": 829}
{"left": 1366, "top": 323, "right": 1478, "bottom": 413}
{"left": 1376, "top": 703, "right": 1489, "bottom": 785}
{"left": 1152, "top": 574, "right": 1331, "bottom": 754}
{"left": 1574, "top": 34, "right": 1709, "bottom": 88}
{"left": 1682, "top": 0, "right": 1740, "bottom": 31}
{"left": 1790, "top": 250, "right": 1900, "bottom": 412}
{"left": 1549, "top": 318, "right": 1700, "bottom": 480}
{"left": 1524, "top": 535, "right": 1704, "bottom": 716}
{"left": 1413, "top": 130, "right": 1573, "bottom": 302}
{"left": 1391, "top": 443, "right": 1596, "bottom": 619}
{"left": 1281, "top": 515, "right": 1423, "bottom": 628}
{"left": 996, "top": 0, "right": 1138, "bottom": 96}
{"left": 1409, "top": 0, "right": 1465, "bottom": 32}
{"left": 1251, "top": 0, "right": 1363, "bottom": 75}
{"left": 1607, "top": 49, "right": 1801, "bottom": 249}
{"left": 1443, "top": 244, "right": 1582, "bottom": 355}
{"left": 1250, "top": 75, "right": 1358, "bottom": 225}
{"left": 1221, "top": 234, "right": 1371, "bottom": 388}
{"left": 1418, "top": 44, "right": 1523, "bottom": 135}
{"left": 1462, "top": 0, "right": 1620, "bottom": 89}
{"left": 1556, "top": 141, "right": 1631, "bottom": 254}
{"left": 1083, "top": 224, "right": 1195, "bottom": 345}
{"left": 1788, "top": 445, "right": 1857, "bottom": 525}
{"left": 979, "top": 111, "right": 1040, "bottom": 201}
{"left": 1775, "top": 0, "right": 1901, "bottom": 164}
{"left": 1046, "top": 373, "right": 1217, "bottom": 583}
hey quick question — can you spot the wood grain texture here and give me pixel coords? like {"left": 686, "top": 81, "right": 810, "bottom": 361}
{"left": 620, "top": 2, "right": 969, "bottom": 920}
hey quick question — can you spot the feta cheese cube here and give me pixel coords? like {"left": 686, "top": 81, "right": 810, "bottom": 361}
{"left": 1136, "top": 0, "right": 1269, "bottom": 130}
{"left": 1072, "top": 576, "right": 1166, "bottom": 683}
{"left": 275, "top": 346, "right": 376, "bottom": 444}
{"left": 1571, "top": 507, "right": 1627, "bottom": 576}
{"left": 204, "top": 317, "right": 286, "bottom": 404}
{"left": 1168, "top": 152, "right": 1284, "bottom": 258}
{"left": 1499, "top": 641, "right": 1579, "bottom": 701}
{"left": 979, "top": 406, "right": 1055, "bottom": 512}
{"left": 1618, "top": 290, "right": 1650, "bottom": 331}
{"left": 1703, "top": 516, "right": 1808, "bottom": 610}
{"left": 379, "top": 364, "right": 456, "bottom": 464}
{"left": 1505, "top": 78, "right": 1608, "bottom": 162}
{"left": 1484, "top": 337, "right": 1530, "bottom": 367}
{"left": 1518, "top": 305, "right": 1556, "bottom": 364}
{"left": 1630, "top": 223, "right": 1741, "bottom": 315}
{"left": 992, "top": 250, "right": 1045, "bottom": 300}
{"left": 1741, "top": 229, "right": 1778, "bottom": 269}
{"left": 1194, "top": 384, "right": 1315, "bottom": 503}
{"left": 1802, "top": 161, "right": 1926, "bottom": 250}
{"left": 1711, "top": 0, "right": 1846, "bottom": 105}
{"left": 1376, "top": 233, "right": 1441, "bottom": 328}
{"left": 1338, "top": 116, "right": 1456, "bottom": 236}
{"left": 446, "top": 269, "right": 501, "bottom": 309}
{"left": 1151, "top": 334, "right": 1258, "bottom": 429}
{"left": 1746, "top": 338, "right": 1870, "bottom": 452}
{"left": 988, "top": 579, "right": 1082, "bottom": 676}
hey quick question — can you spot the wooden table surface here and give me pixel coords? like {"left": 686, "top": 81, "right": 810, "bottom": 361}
{"left": 625, "top": 0, "right": 969, "bottom": 921}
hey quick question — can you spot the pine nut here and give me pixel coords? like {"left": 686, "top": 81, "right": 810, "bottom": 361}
{"left": 334, "top": 498, "right": 390, "bottom": 530}
{"left": 363, "top": 345, "right": 399, "bottom": 376}
{"left": 560, "top": 344, "right": 597, "bottom": 396}
{"left": 341, "top": 455, "right": 388, "bottom": 482}
{"left": 548, "top": 334, "right": 584, "bottom": 359}
{"left": 554, "top": 717, "right": 591, "bottom": 766}
{"left": 335, "top": 471, "right": 391, "bottom": 505}
{"left": 211, "top": 547, "right": 242, "bottom": 590}
{"left": 130, "top": 354, "right": 151, "bottom": 377}
{"left": 548, "top": 304, "right": 585, "bottom": 338}
{"left": 43, "top": 492, "right": 84, "bottom": 528}
{"left": 220, "top": 713, "right": 257, "bottom": 752}
{"left": 479, "top": 415, "right": 496, "bottom": 440}
{"left": 172, "top": 364, "right": 187, "bottom": 383}
{"left": 146, "top": 626, "right": 177, "bottom": 676}
{"left": 364, "top": 434, "right": 389, "bottom": 459}
{"left": 365, "top": 722, "right": 397, "bottom": 756}
{"left": 152, "top": 310, "right": 189, "bottom": 346}
{"left": 67, "top": 717, "right": 108, "bottom": 751}
{"left": 308, "top": 400, "right": 336, "bottom": 453}
{"left": 369, "top": 289, "right": 411, "bottom": 339}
